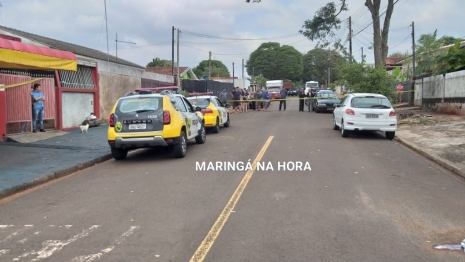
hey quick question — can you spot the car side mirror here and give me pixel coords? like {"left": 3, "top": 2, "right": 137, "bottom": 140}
{"left": 195, "top": 106, "right": 202, "bottom": 112}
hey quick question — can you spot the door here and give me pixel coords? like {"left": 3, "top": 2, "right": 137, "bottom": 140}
{"left": 213, "top": 98, "right": 228, "bottom": 125}
{"left": 182, "top": 97, "right": 200, "bottom": 139}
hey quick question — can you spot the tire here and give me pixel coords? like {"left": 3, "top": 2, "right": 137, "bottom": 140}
{"left": 223, "top": 114, "right": 230, "bottom": 127}
{"left": 111, "top": 147, "right": 128, "bottom": 160}
{"left": 333, "top": 115, "right": 339, "bottom": 130}
{"left": 315, "top": 106, "right": 320, "bottom": 113}
{"left": 341, "top": 120, "right": 349, "bottom": 138}
{"left": 173, "top": 131, "right": 187, "bottom": 158}
{"left": 195, "top": 125, "right": 206, "bottom": 144}
{"left": 386, "top": 131, "right": 395, "bottom": 140}
{"left": 212, "top": 118, "right": 220, "bottom": 133}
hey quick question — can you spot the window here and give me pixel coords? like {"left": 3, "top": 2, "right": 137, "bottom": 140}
{"left": 173, "top": 96, "right": 187, "bottom": 112}
{"left": 182, "top": 97, "right": 195, "bottom": 112}
{"left": 317, "top": 92, "right": 337, "bottom": 98}
{"left": 339, "top": 96, "right": 348, "bottom": 106}
{"left": 351, "top": 96, "right": 392, "bottom": 108}
{"left": 187, "top": 98, "right": 210, "bottom": 107}
{"left": 215, "top": 98, "right": 224, "bottom": 107}
{"left": 117, "top": 97, "right": 161, "bottom": 113}
{"left": 268, "top": 88, "right": 280, "bottom": 92}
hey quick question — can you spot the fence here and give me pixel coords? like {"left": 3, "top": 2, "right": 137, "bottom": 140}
{"left": 182, "top": 80, "right": 234, "bottom": 97}
{"left": 414, "top": 69, "right": 465, "bottom": 115}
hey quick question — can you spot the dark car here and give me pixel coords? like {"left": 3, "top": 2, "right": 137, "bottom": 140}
{"left": 309, "top": 90, "right": 340, "bottom": 113}
{"left": 288, "top": 89, "right": 298, "bottom": 96}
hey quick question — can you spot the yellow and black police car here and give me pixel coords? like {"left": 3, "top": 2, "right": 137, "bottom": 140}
{"left": 186, "top": 92, "right": 230, "bottom": 133}
{"left": 107, "top": 92, "right": 206, "bottom": 160}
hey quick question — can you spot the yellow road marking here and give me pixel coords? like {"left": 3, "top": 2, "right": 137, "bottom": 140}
{"left": 189, "top": 136, "right": 274, "bottom": 262}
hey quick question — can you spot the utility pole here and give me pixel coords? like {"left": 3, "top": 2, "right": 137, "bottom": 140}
{"left": 172, "top": 26, "right": 175, "bottom": 77}
{"left": 349, "top": 16, "right": 352, "bottom": 63}
{"left": 177, "top": 28, "right": 180, "bottom": 87}
{"left": 104, "top": 0, "right": 109, "bottom": 62}
{"left": 411, "top": 21, "right": 416, "bottom": 81}
{"left": 328, "top": 47, "right": 331, "bottom": 86}
{"left": 232, "top": 62, "right": 235, "bottom": 87}
{"left": 208, "top": 51, "right": 212, "bottom": 80}
{"left": 242, "top": 59, "right": 245, "bottom": 89}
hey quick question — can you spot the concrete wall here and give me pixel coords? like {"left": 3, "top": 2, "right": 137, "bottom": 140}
{"left": 99, "top": 72, "right": 141, "bottom": 121}
{"left": 415, "top": 70, "right": 465, "bottom": 115}
{"left": 62, "top": 93, "right": 94, "bottom": 128}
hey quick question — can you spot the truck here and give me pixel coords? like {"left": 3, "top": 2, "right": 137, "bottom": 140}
{"left": 266, "top": 80, "right": 283, "bottom": 99}
{"left": 304, "top": 81, "right": 319, "bottom": 96}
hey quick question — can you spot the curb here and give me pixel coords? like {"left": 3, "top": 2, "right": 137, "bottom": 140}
{"left": 395, "top": 136, "right": 465, "bottom": 179}
{"left": 0, "top": 154, "right": 113, "bottom": 199}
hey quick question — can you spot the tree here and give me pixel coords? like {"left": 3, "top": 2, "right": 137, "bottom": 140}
{"left": 147, "top": 57, "right": 172, "bottom": 67}
{"left": 246, "top": 42, "right": 303, "bottom": 81}
{"left": 192, "top": 60, "right": 230, "bottom": 78}
{"left": 300, "top": 0, "right": 396, "bottom": 69}
{"left": 433, "top": 40, "right": 465, "bottom": 74}
{"left": 302, "top": 48, "right": 347, "bottom": 85}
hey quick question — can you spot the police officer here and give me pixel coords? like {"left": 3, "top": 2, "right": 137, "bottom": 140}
{"left": 298, "top": 87, "right": 305, "bottom": 112}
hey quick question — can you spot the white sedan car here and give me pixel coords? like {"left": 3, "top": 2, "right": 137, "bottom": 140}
{"left": 332, "top": 93, "right": 397, "bottom": 140}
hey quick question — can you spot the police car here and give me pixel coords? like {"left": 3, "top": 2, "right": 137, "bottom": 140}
{"left": 107, "top": 92, "right": 206, "bottom": 160}
{"left": 186, "top": 92, "right": 230, "bottom": 133}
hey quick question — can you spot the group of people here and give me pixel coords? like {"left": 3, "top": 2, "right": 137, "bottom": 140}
{"left": 219, "top": 87, "right": 273, "bottom": 113}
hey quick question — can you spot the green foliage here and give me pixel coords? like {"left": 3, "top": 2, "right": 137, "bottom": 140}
{"left": 253, "top": 74, "right": 267, "bottom": 88}
{"left": 338, "top": 63, "right": 396, "bottom": 102}
{"left": 392, "top": 66, "right": 405, "bottom": 82}
{"left": 302, "top": 48, "right": 347, "bottom": 85}
{"left": 147, "top": 57, "right": 172, "bottom": 68}
{"left": 299, "top": 1, "right": 348, "bottom": 48}
{"left": 433, "top": 40, "right": 465, "bottom": 74}
{"left": 246, "top": 42, "right": 303, "bottom": 81}
{"left": 192, "top": 60, "right": 230, "bottom": 79}
{"left": 180, "top": 90, "right": 189, "bottom": 97}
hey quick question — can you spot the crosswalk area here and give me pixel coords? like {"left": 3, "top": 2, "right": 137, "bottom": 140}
{"left": 0, "top": 224, "right": 139, "bottom": 261}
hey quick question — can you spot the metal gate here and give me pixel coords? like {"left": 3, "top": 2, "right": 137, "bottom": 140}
{"left": 0, "top": 74, "right": 56, "bottom": 134}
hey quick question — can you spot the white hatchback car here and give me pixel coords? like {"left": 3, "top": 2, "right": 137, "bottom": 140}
{"left": 332, "top": 93, "right": 397, "bottom": 140}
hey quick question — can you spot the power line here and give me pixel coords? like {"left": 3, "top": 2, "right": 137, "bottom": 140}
{"left": 391, "top": 34, "right": 411, "bottom": 49}
{"left": 182, "top": 30, "right": 301, "bottom": 41}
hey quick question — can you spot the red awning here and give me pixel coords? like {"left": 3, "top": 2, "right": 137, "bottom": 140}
{"left": 0, "top": 38, "right": 77, "bottom": 71}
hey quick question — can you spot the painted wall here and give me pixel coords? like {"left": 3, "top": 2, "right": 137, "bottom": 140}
{"left": 62, "top": 92, "right": 94, "bottom": 128}
{"left": 99, "top": 72, "right": 141, "bottom": 121}
{"left": 414, "top": 70, "right": 465, "bottom": 115}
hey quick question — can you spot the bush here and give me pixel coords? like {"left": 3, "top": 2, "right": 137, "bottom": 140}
{"left": 338, "top": 63, "right": 396, "bottom": 102}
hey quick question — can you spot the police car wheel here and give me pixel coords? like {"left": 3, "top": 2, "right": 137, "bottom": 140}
{"left": 195, "top": 125, "right": 206, "bottom": 144}
{"left": 173, "top": 131, "right": 187, "bottom": 158}
{"left": 213, "top": 118, "right": 220, "bottom": 133}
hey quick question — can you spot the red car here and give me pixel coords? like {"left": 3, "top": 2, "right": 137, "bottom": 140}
{"left": 268, "top": 87, "right": 281, "bottom": 99}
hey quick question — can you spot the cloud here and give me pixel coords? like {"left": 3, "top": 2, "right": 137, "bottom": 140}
{"left": 2, "top": 0, "right": 463, "bottom": 76}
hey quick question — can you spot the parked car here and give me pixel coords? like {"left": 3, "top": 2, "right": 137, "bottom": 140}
{"left": 309, "top": 90, "right": 340, "bottom": 113}
{"left": 332, "top": 93, "right": 397, "bottom": 140}
{"left": 186, "top": 93, "right": 230, "bottom": 133}
{"left": 107, "top": 92, "right": 206, "bottom": 160}
{"left": 288, "top": 89, "right": 298, "bottom": 96}
{"left": 268, "top": 87, "right": 281, "bottom": 99}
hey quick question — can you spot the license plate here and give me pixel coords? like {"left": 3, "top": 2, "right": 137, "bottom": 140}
{"left": 366, "top": 114, "right": 379, "bottom": 118}
{"left": 327, "top": 107, "right": 334, "bottom": 110}
{"left": 129, "top": 123, "right": 146, "bottom": 130}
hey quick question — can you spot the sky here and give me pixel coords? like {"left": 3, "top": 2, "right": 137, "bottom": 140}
{"left": 1, "top": 0, "right": 463, "bottom": 79}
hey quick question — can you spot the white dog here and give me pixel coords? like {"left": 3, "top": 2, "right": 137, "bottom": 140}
{"left": 80, "top": 123, "right": 89, "bottom": 133}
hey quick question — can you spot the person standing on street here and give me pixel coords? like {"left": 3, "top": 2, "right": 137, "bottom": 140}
{"left": 279, "top": 87, "right": 287, "bottom": 111}
{"left": 31, "top": 83, "right": 46, "bottom": 132}
{"left": 263, "top": 90, "right": 270, "bottom": 111}
{"left": 230, "top": 87, "right": 241, "bottom": 113}
{"left": 396, "top": 82, "right": 404, "bottom": 103}
{"left": 219, "top": 88, "right": 228, "bottom": 106}
{"left": 298, "top": 87, "right": 305, "bottom": 112}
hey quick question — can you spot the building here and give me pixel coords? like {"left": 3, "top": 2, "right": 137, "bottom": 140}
{"left": 0, "top": 25, "right": 174, "bottom": 135}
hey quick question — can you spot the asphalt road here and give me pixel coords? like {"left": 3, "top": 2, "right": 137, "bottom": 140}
{"left": 1, "top": 99, "right": 465, "bottom": 262}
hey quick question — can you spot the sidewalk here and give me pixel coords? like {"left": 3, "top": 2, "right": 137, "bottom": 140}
{"left": 394, "top": 107, "right": 465, "bottom": 179}
{"left": 0, "top": 125, "right": 111, "bottom": 198}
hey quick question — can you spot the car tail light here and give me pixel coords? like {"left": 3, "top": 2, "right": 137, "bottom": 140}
{"left": 202, "top": 108, "right": 213, "bottom": 114}
{"left": 163, "top": 111, "right": 170, "bottom": 124}
{"left": 109, "top": 114, "right": 115, "bottom": 127}
{"left": 345, "top": 109, "right": 355, "bottom": 115}
{"left": 389, "top": 110, "right": 396, "bottom": 117}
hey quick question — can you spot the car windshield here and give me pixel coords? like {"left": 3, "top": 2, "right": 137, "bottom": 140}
{"left": 306, "top": 83, "right": 318, "bottom": 88}
{"left": 268, "top": 88, "right": 280, "bottom": 92}
{"left": 317, "top": 92, "right": 337, "bottom": 98}
{"left": 187, "top": 98, "right": 210, "bottom": 107}
{"left": 117, "top": 97, "right": 162, "bottom": 113}
{"left": 351, "top": 96, "right": 392, "bottom": 108}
